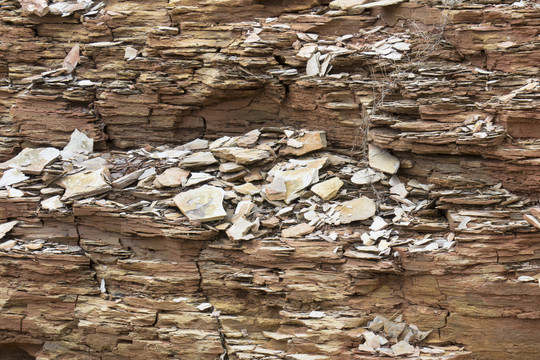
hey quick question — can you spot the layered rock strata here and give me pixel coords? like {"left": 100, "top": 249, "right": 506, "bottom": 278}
{"left": 0, "top": 0, "right": 539, "bottom": 359}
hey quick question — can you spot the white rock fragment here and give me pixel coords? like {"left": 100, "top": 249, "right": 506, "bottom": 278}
{"left": 197, "top": 302, "right": 213, "bottom": 312}
{"left": 184, "top": 172, "right": 214, "bottom": 187}
{"left": 59, "top": 168, "right": 111, "bottom": 200}
{"left": 61, "top": 129, "right": 93, "bottom": 159}
{"left": 351, "top": 168, "right": 382, "bottom": 185}
{"left": 41, "top": 195, "right": 64, "bottom": 211}
{"left": 0, "top": 147, "right": 60, "bottom": 175}
{"left": 311, "top": 177, "right": 343, "bottom": 200}
{"left": 370, "top": 216, "right": 388, "bottom": 231}
{"left": 0, "top": 169, "right": 29, "bottom": 188}
{"left": 517, "top": 276, "right": 536, "bottom": 283}
{"left": 180, "top": 152, "right": 218, "bottom": 168}
{"left": 368, "top": 145, "right": 400, "bottom": 174}
{"left": 226, "top": 216, "right": 257, "bottom": 241}
{"left": 306, "top": 52, "right": 321, "bottom": 76}
{"left": 0, "top": 221, "right": 18, "bottom": 240}
{"left": 391, "top": 340, "right": 415, "bottom": 356}
{"left": 154, "top": 168, "right": 190, "bottom": 188}
{"left": 100, "top": 279, "right": 106, "bottom": 293}
{"left": 173, "top": 185, "right": 226, "bottom": 222}
{"left": 124, "top": 46, "right": 138, "bottom": 61}
{"left": 337, "top": 196, "right": 377, "bottom": 224}
{"left": 7, "top": 188, "right": 24, "bottom": 198}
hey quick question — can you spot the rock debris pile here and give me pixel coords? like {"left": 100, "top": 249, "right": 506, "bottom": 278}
{"left": 1, "top": 127, "right": 469, "bottom": 259}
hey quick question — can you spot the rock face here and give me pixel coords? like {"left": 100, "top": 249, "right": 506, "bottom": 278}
{"left": 0, "top": 1, "right": 539, "bottom": 360}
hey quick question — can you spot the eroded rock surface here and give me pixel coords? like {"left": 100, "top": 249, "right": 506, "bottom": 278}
{"left": 1, "top": 1, "right": 540, "bottom": 359}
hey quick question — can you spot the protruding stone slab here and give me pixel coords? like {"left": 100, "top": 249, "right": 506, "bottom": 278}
{"left": 311, "top": 177, "right": 343, "bottom": 200}
{"left": 368, "top": 145, "right": 400, "bottom": 174}
{"left": 351, "top": 168, "right": 382, "bottom": 185}
{"left": 180, "top": 152, "right": 218, "bottom": 168}
{"left": 0, "top": 169, "right": 29, "bottom": 187}
{"left": 212, "top": 147, "right": 271, "bottom": 164}
{"left": 0, "top": 147, "right": 60, "bottom": 175}
{"left": 59, "top": 168, "right": 111, "bottom": 200}
{"left": 281, "top": 131, "right": 327, "bottom": 156}
{"left": 282, "top": 223, "right": 315, "bottom": 238}
{"left": 0, "top": 221, "right": 18, "bottom": 240}
{"left": 338, "top": 196, "right": 376, "bottom": 224}
{"left": 226, "top": 216, "right": 256, "bottom": 241}
{"left": 154, "top": 168, "right": 190, "bottom": 188}
{"left": 41, "top": 195, "right": 64, "bottom": 211}
{"left": 173, "top": 185, "right": 226, "bottom": 222}
{"left": 61, "top": 129, "right": 93, "bottom": 159}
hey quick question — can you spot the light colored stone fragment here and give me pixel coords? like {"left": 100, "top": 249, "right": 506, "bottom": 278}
{"left": 362, "top": 331, "right": 380, "bottom": 349}
{"left": 7, "top": 188, "right": 24, "bottom": 198}
{"left": 233, "top": 200, "right": 254, "bottom": 221}
{"left": 370, "top": 216, "right": 388, "bottom": 231}
{"left": 124, "top": 46, "right": 138, "bottom": 61}
{"left": 281, "top": 131, "right": 327, "bottom": 156}
{"left": 41, "top": 195, "right": 64, "bottom": 211}
{"left": 0, "top": 147, "right": 60, "bottom": 175}
{"left": 184, "top": 172, "right": 213, "bottom": 187}
{"left": 268, "top": 158, "right": 326, "bottom": 204}
{"left": 180, "top": 152, "right": 217, "bottom": 168}
{"left": 236, "top": 129, "right": 260, "bottom": 147}
{"left": 311, "top": 177, "right": 343, "bottom": 200}
{"left": 306, "top": 52, "right": 321, "bottom": 76}
{"left": 181, "top": 138, "right": 209, "bottom": 150}
{"left": 0, "top": 169, "right": 29, "bottom": 188}
{"left": 0, "top": 221, "right": 18, "bottom": 240}
{"left": 368, "top": 145, "right": 400, "bottom": 174}
{"left": 112, "top": 169, "right": 145, "bottom": 189}
{"left": 59, "top": 168, "right": 111, "bottom": 200}
{"left": 154, "top": 168, "right": 190, "bottom": 188}
{"left": 61, "top": 129, "right": 93, "bottom": 159}
{"left": 338, "top": 196, "right": 376, "bottom": 224}
{"left": 226, "top": 216, "right": 256, "bottom": 241}
{"left": 18, "top": 0, "right": 49, "bottom": 16}
{"left": 219, "top": 162, "right": 245, "bottom": 173}
{"left": 173, "top": 185, "right": 226, "bottom": 222}
{"left": 212, "top": 147, "right": 271, "bottom": 164}
{"left": 391, "top": 340, "right": 415, "bottom": 356}
{"left": 282, "top": 223, "right": 315, "bottom": 238}
{"left": 351, "top": 168, "right": 382, "bottom": 185}
{"left": 0, "top": 240, "right": 16, "bottom": 250}
{"left": 264, "top": 176, "right": 287, "bottom": 201}
{"left": 234, "top": 183, "right": 259, "bottom": 195}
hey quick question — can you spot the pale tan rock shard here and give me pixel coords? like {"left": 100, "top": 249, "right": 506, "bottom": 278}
{"left": 59, "top": 168, "right": 111, "bottom": 200}
{"left": 311, "top": 177, "right": 343, "bottom": 200}
{"left": 267, "top": 158, "right": 326, "bottom": 204}
{"left": 219, "top": 162, "right": 245, "bottom": 173}
{"left": 282, "top": 223, "right": 315, "bottom": 238}
{"left": 281, "top": 131, "right": 327, "bottom": 156}
{"left": 212, "top": 147, "right": 271, "bottom": 164}
{"left": 41, "top": 195, "right": 64, "bottom": 211}
{"left": 154, "top": 168, "right": 190, "bottom": 188}
{"left": 184, "top": 172, "right": 214, "bottom": 187}
{"left": 226, "top": 216, "right": 256, "bottom": 241}
{"left": 180, "top": 152, "right": 217, "bottom": 168}
{"left": 0, "top": 169, "right": 29, "bottom": 188}
{"left": 0, "top": 221, "right": 18, "bottom": 240}
{"left": 264, "top": 176, "right": 287, "bottom": 201}
{"left": 0, "top": 147, "right": 60, "bottom": 175}
{"left": 234, "top": 183, "right": 259, "bottom": 195}
{"left": 391, "top": 340, "right": 415, "bottom": 356}
{"left": 61, "top": 129, "right": 93, "bottom": 159}
{"left": 351, "top": 168, "right": 382, "bottom": 185}
{"left": 337, "top": 196, "right": 376, "bottom": 224}
{"left": 17, "top": 0, "right": 49, "bottom": 16}
{"left": 368, "top": 145, "right": 400, "bottom": 174}
{"left": 173, "top": 185, "right": 226, "bottom": 222}
{"left": 236, "top": 129, "right": 260, "bottom": 147}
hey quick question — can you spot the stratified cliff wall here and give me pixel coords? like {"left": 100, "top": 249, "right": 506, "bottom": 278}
{"left": 0, "top": 1, "right": 539, "bottom": 359}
